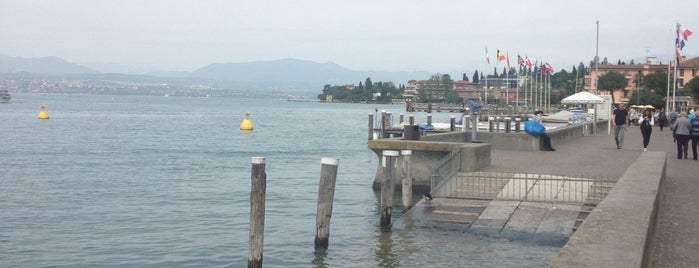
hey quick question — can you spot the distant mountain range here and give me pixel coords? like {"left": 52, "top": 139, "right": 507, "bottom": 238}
{"left": 0, "top": 54, "right": 432, "bottom": 86}
{"left": 0, "top": 54, "right": 98, "bottom": 75}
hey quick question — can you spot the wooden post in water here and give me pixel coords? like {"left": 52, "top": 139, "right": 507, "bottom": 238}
{"left": 380, "top": 150, "right": 399, "bottom": 229}
{"left": 515, "top": 117, "right": 521, "bottom": 132}
{"left": 427, "top": 114, "right": 432, "bottom": 126}
{"left": 399, "top": 113, "right": 404, "bottom": 124}
{"left": 380, "top": 111, "right": 387, "bottom": 139}
{"left": 248, "top": 157, "right": 267, "bottom": 268}
{"left": 315, "top": 157, "right": 339, "bottom": 250}
{"left": 450, "top": 116, "right": 455, "bottom": 132}
{"left": 489, "top": 117, "right": 495, "bottom": 132}
{"left": 505, "top": 117, "right": 511, "bottom": 133}
{"left": 368, "top": 113, "right": 374, "bottom": 140}
{"left": 496, "top": 116, "right": 501, "bottom": 132}
{"left": 409, "top": 114, "right": 414, "bottom": 125}
{"left": 401, "top": 150, "right": 413, "bottom": 212}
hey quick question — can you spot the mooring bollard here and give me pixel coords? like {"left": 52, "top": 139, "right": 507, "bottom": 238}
{"left": 248, "top": 157, "right": 267, "bottom": 268}
{"left": 409, "top": 114, "right": 415, "bottom": 125}
{"left": 315, "top": 157, "right": 339, "bottom": 250}
{"left": 380, "top": 150, "right": 399, "bottom": 229}
{"left": 515, "top": 117, "right": 521, "bottom": 132}
{"left": 450, "top": 116, "right": 455, "bottom": 132}
{"left": 427, "top": 114, "right": 432, "bottom": 126}
{"left": 495, "top": 116, "right": 501, "bottom": 132}
{"left": 401, "top": 150, "right": 413, "bottom": 212}
{"left": 368, "top": 113, "right": 374, "bottom": 140}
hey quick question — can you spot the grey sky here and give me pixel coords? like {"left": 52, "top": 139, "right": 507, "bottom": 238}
{"left": 1, "top": 0, "right": 696, "bottom": 75}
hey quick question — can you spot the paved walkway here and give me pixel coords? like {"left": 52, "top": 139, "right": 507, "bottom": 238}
{"left": 483, "top": 124, "right": 698, "bottom": 267}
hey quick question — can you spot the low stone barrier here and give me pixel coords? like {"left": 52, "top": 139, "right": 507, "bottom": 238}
{"left": 550, "top": 152, "right": 666, "bottom": 267}
{"left": 367, "top": 139, "right": 490, "bottom": 191}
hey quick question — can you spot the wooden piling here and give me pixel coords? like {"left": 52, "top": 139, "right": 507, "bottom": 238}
{"left": 248, "top": 157, "right": 267, "bottom": 268}
{"left": 496, "top": 116, "right": 501, "bottom": 132}
{"left": 505, "top": 117, "right": 511, "bottom": 133}
{"left": 489, "top": 117, "right": 495, "bottom": 132}
{"left": 380, "top": 150, "right": 399, "bottom": 229}
{"left": 368, "top": 113, "right": 374, "bottom": 140}
{"left": 315, "top": 157, "right": 339, "bottom": 250}
{"left": 515, "top": 117, "right": 521, "bottom": 132}
{"left": 409, "top": 114, "right": 414, "bottom": 125}
{"left": 380, "top": 111, "right": 387, "bottom": 139}
{"left": 427, "top": 114, "right": 432, "bottom": 126}
{"left": 401, "top": 150, "right": 413, "bottom": 212}
{"left": 450, "top": 116, "right": 455, "bottom": 132}
{"left": 399, "top": 113, "right": 404, "bottom": 124}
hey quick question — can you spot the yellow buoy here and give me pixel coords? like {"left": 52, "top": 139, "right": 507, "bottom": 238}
{"left": 240, "top": 112, "right": 253, "bottom": 131}
{"left": 38, "top": 105, "right": 50, "bottom": 120}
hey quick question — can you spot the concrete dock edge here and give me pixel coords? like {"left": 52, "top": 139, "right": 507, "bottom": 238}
{"left": 550, "top": 152, "right": 666, "bottom": 267}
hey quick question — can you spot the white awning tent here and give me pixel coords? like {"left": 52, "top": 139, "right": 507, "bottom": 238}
{"left": 561, "top": 91, "right": 607, "bottom": 135}
{"left": 561, "top": 91, "right": 606, "bottom": 104}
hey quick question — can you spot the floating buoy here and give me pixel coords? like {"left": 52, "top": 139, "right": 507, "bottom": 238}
{"left": 240, "top": 112, "right": 253, "bottom": 131}
{"left": 38, "top": 105, "right": 50, "bottom": 120}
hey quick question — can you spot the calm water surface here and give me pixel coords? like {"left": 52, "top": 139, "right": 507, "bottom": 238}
{"left": 1, "top": 94, "right": 561, "bottom": 267}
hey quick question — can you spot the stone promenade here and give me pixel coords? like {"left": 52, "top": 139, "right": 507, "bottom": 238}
{"left": 483, "top": 124, "right": 698, "bottom": 267}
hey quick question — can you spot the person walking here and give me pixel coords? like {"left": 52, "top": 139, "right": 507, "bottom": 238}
{"left": 613, "top": 104, "right": 629, "bottom": 150}
{"left": 672, "top": 112, "right": 692, "bottom": 159}
{"left": 638, "top": 109, "right": 655, "bottom": 151}
{"left": 657, "top": 107, "right": 667, "bottom": 131}
{"left": 690, "top": 114, "right": 699, "bottom": 160}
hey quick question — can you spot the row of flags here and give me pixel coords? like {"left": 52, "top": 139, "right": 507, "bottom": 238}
{"left": 484, "top": 22, "right": 693, "bottom": 75}
{"left": 676, "top": 22, "right": 693, "bottom": 62}
{"left": 484, "top": 47, "right": 554, "bottom": 74}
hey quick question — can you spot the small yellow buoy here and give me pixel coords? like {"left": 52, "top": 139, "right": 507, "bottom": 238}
{"left": 38, "top": 105, "right": 50, "bottom": 120}
{"left": 240, "top": 112, "right": 253, "bottom": 131}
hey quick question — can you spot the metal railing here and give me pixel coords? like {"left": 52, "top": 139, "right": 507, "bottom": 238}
{"left": 432, "top": 171, "right": 615, "bottom": 206}
{"left": 430, "top": 150, "right": 461, "bottom": 194}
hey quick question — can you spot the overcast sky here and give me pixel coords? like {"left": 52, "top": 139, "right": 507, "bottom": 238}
{"left": 1, "top": 0, "right": 697, "bottom": 75}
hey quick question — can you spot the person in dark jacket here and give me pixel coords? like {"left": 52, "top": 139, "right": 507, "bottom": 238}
{"left": 690, "top": 116, "right": 699, "bottom": 160}
{"left": 533, "top": 110, "right": 555, "bottom": 151}
{"left": 638, "top": 110, "right": 654, "bottom": 151}
{"left": 657, "top": 108, "right": 667, "bottom": 131}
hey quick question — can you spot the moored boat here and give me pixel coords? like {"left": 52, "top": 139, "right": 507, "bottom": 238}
{"left": 0, "top": 90, "right": 10, "bottom": 103}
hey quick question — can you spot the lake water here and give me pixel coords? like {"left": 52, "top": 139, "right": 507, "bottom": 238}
{"left": 1, "top": 94, "right": 561, "bottom": 267}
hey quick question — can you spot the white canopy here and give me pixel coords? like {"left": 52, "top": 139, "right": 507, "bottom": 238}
{"left": 561, "top": 91, "right": 606, "bottom": 104}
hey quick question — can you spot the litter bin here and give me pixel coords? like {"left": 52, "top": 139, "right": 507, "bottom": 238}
{"left": 403, "top": 125, "right": 420, "bottom": 140}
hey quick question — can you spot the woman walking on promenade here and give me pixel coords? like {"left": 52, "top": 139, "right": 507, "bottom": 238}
{"left": 638, "top": 110, "right": 654, "bottom": 151}
{"left": 672, "top": 112, "right": 692, "bottom": 159}
{"left": 690, "top": 114, "right": 699, "bottom": 160}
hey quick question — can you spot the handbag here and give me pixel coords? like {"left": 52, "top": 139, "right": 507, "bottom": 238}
{"left": 524, "top": 121, "right": 546, "bottom": 136}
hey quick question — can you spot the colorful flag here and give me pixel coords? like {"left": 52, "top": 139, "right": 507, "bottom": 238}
{"left": 517, "top": 55, "right": 524, "bottom": 66}
{"left": 525, "top": 55, "right": 532, "bottom": 68}
{"left": 677, "top": 23, "right": 692, "bottom": 50}
{"left": 485, "top": 47, "right": 490, "bottom": 64}
{"left": 545, "top": 62, "right": 554, "bottom": 73}
{"left": 497, "top": 50, "right": 506, "bottom": 62}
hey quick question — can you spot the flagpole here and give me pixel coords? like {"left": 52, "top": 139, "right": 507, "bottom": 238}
{"left": 666, "top": 61, "right": 671, "bottom": 111}
{"left": 673, "top": 60, "right": 678, "bottom": 111}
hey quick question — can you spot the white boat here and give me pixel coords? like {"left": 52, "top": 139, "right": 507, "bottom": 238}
{"left": 0, "top": 90, "right": 10, "bottom": 103}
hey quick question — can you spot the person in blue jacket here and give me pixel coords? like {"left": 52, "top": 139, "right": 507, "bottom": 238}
{"left": 533, "top": 110, "right": 555, "bottom": 151}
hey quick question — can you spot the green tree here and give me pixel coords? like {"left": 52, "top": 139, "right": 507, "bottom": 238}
{"left": 365, "top": 77, "right": 373, "bottom": 91}
{"left": 597, "top": 71, "right": 628, "bottom": 103}
{"left": 643, "top": 72, "right": 669, "bottom": 97}
{"left": 685, "top": 76, "right": 699, "bottom": 100}
{"left": 472, "top": 70, "right": 479, "bottom": 83}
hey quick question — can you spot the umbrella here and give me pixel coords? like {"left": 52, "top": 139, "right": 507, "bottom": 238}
{"left": 630, "top": 105, "right": 640, "bottom": 108}
{"left": 561, "top": 91, "right": 605, "bottom": 104}
{"left": 644, "top": 105, "right": 655, "bottom": 109}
